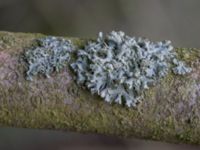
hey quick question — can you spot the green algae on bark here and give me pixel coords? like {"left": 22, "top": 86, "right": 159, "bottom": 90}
{"left": 0, "top": 31, "right": 200, "bottom": 145}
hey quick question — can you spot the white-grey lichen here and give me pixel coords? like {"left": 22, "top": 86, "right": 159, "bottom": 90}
{"left": 24, "top": 36, "right": 75, "bottom": 80}
{"left": 71, "top": 31, "right": 192, "bottom": 107}
{"left": 172, "top": 58, "right": 192, "bottom": 75}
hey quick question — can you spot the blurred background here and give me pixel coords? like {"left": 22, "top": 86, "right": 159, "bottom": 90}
{"left": 0, "top": 0, "right": 200, "bottom": 149}
{"left": 0, "top": 127, "right": 199, "bottom": 150}
{"left": 0, "top": 0, "right": 200, "bottom": 47}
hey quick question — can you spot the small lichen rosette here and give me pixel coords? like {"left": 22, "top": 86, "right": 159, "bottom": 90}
{"left": 71, "top": 31, "right": 191, "bottom": 107}
{"left": 25, "top": 36, "right": 75, "bottom": 80}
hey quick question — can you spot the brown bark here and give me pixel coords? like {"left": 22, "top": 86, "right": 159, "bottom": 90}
{"left": 0, "top": 31, "right": 200, "bottom": 144}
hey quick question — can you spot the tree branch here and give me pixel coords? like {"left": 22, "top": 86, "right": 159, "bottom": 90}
{"left": 0, "top": 31, "right": 200, "bottom": 144}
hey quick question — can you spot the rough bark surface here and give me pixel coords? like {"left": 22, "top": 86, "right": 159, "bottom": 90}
{"left": 0, "top": 31, "right": 200, "bottom": 144}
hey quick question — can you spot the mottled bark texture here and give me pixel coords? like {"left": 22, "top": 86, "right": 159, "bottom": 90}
{"left": 0, "top": 31, "right": 200, "bottom": 144}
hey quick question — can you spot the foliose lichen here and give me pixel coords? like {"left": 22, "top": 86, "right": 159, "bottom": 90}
{"left": 71, "top": 31, "right": 192, "bottom": 107}
{"left": 172, "top": 58, "right": 192, "bottom": 75}
{"left": 24, "top": 36, "right": 75, "bottom": 80}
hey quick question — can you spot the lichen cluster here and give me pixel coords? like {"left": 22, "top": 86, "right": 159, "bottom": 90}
{"left": 24, "top": 36, "right": 75, "bottom": 80}
{"left": 24, "top": 31, "right": 192, "bottom": 107}
{"left": 71, "top": 31, "right": 192, "bottom": 107}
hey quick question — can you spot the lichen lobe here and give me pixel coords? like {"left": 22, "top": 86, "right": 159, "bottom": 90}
{"left": 71, "top": 31, "right": 192, "bottom": 107}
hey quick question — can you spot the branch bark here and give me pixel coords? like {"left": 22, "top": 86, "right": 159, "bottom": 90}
{"left": 0, "top": 31, "right": 200, "bottom": 144}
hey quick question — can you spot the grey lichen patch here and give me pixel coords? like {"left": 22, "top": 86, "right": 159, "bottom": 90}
{"left": 172, "top": 58, "right": 192, "bottom": 75}
{"left": 24, "top": 36, "right": 75, "bottom": 80}
{"left": 71, "top": 31, "right": 192, "bottom": 107}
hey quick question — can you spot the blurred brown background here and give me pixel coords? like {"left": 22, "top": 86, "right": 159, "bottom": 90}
{"left": 0, "top": 0, "right": 200, "bottom": 149}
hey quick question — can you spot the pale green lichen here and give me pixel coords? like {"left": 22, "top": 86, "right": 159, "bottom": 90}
{"left": 71, "top": 31, "right": 192, "bottom": 107}
{"left": 24, "top": 36, "right": 75, "bottom": 80}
